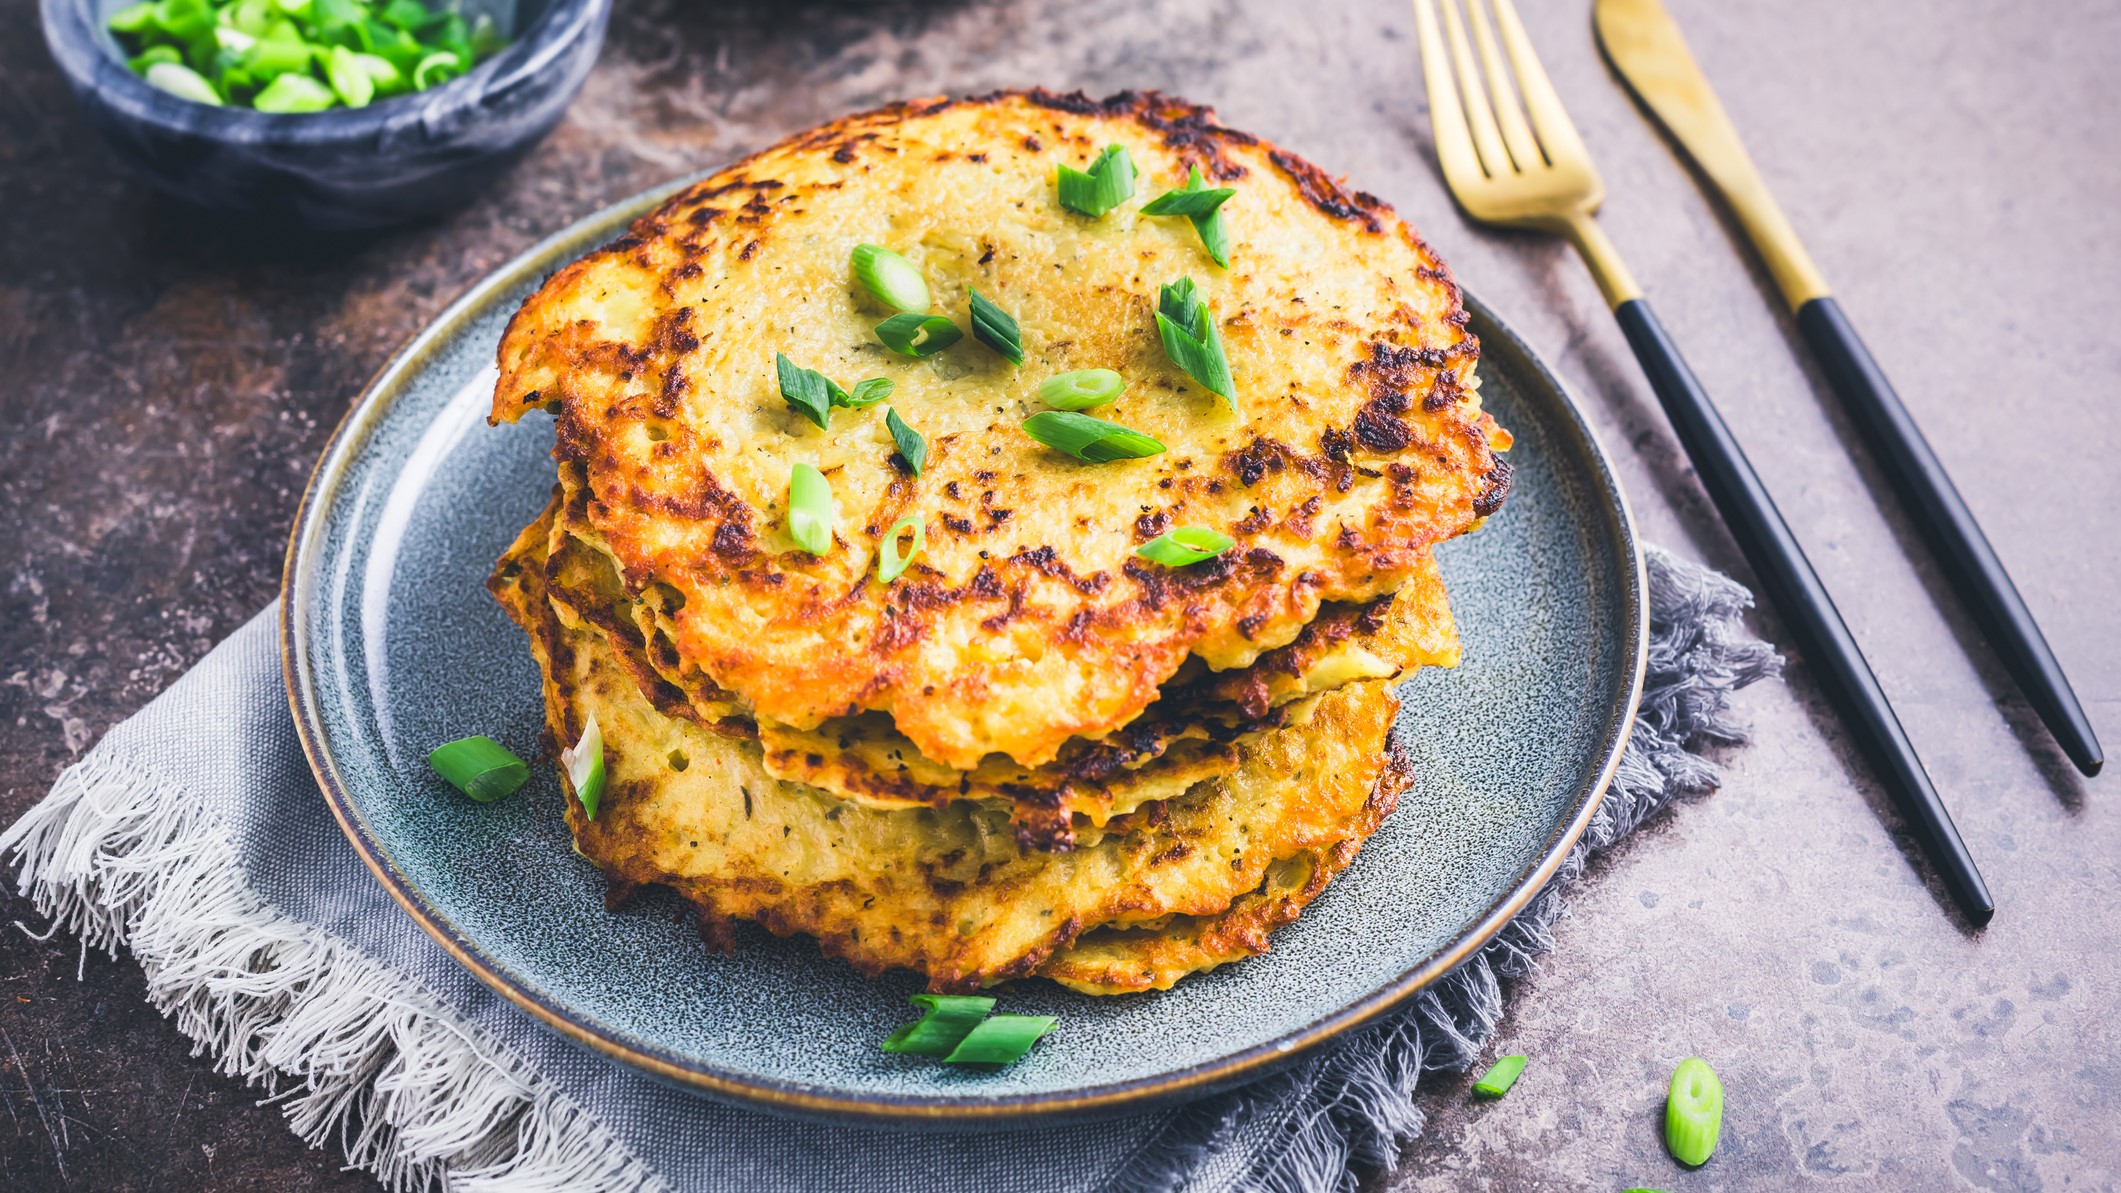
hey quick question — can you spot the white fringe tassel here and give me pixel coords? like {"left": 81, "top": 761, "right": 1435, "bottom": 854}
{"left": 0, "top": 751, "right": 665, "bottom": 1193}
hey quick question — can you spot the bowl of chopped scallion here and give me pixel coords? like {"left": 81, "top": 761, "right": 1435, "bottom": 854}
{"left": 41, "top": 0, "right": 609, "bottom": 227}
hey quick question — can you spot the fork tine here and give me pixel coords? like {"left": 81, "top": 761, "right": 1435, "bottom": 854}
{"left": 1465, "top": 0, "right": 1543, "bottom": 172}
{"left": 1489, "top": 0, "right": 1595, "bottom": 170}
{"left": 1436, "top": 0, "right": 1513, "bottom": 178}
{"left": 1410, "top": 0, "right": 1486, "bottom": 191}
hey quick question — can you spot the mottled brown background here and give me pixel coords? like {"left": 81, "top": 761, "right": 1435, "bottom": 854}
{"left": 1, "top": 0, "right": 2115, "bottom": 1188}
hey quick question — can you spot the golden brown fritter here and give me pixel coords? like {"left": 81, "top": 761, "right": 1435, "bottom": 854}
{"left": 490, "top": 508, "right": 1408, "bottom": 993}
{"left": 490, "top": 89, "right": 1510, "bottom": 771}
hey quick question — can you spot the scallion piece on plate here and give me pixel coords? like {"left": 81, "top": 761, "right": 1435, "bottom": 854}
{"left": 1141, "top": 166, "right": 1236, "bottom": 267}
{"left": 775, "top": 352, "right": 842, "bottom": 429}
{"left": 850, "top": 244, "right": 932, "bottom": 313}
{"left": 1134, "top": 526, "right": 1234, "bottom": 567}
{"left": 843, "top": 377, "right": 894, "bottom": 408}
{"left": 880, "top": 994, "right": 995, "bottom": 1057}
{"left": 1037, "top": 368, "right": 1124, "bottom": 411}
{"left": 1021, "top": 411, "right": 1165, "bottom": 463}
{"left": 876, "top": 513, "right": 925, "bottom": 583}
{"left": 559, "top": 714, "right": 606, "bottom": 820}
{"left": 412, "top": 50, "right": 463, "bottom": 91}
{"left": 967, "top": 288, "right": 1023, "bottom": 366}
{"left": 786, "top": 462, "right": 834, "bottom": 556}
{"left": 1472, "top": 1054, "right": 1527, "bottom": 1098}
{"left": 324, "top": 44, "right": 375, "bottom": 107}
{"left": 943, "top": 1014, "right": 1058, "bottom": 1066}
{"left": 874, "top": 314, "right": 963, "bottom": 358}
{"left": 1156, "top": 277, "right": 1238, "bottom": 414}
{"left": 885, "top": 408, "right": 927, "bottom": 476}
{"left": 427, "top": 736, "right": 528, "bottom": 803}
{"left": 1664, "top": 1057, "right": 1724, "bottom": 1166}
{"left": 1055, "top": 144, "right": 1136, "bottom": 217}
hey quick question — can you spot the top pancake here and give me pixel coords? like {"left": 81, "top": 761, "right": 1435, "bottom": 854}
{"left": 491, "top": 89, "right": 1511, "bottom": 770}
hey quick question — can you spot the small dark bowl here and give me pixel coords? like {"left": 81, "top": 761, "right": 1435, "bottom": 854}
{"left": 42, "top": 0, "right": 610, "bottom": 229}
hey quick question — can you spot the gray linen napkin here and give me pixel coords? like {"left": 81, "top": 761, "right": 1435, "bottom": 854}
{"left": 1, "top": 547, "right": 1774, "bottom": 1192}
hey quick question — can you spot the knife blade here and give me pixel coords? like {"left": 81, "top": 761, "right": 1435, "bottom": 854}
{"left": 1592, "top": 0, "right": 1829, "bottom": 311}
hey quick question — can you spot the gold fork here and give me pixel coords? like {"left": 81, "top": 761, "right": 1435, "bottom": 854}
{"left": 1410, "top": 0, "right": 1993, "bottom": 924}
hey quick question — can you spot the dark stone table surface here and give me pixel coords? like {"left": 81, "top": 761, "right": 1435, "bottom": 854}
{"left": 1, "top": 0, "right": 2113, "bottom": 1188}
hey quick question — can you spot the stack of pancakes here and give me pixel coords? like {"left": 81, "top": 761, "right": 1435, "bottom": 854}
{"left": 485, "top": 91, "right": 1511, "bottom": 994}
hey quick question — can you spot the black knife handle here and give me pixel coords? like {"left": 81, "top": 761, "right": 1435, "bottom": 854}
{"left": 1614, "top": 298, "right": 1994, "bottom": 923}
{"left": 1796, "top": 296, "right": 2101, "bottom": 777}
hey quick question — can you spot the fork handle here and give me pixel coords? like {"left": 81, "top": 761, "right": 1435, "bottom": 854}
{"left": 1795, "top": 298, "right": 2102, "bottom": 777}
{"left": 1613, "top": 298, "right": 1995, "bottom": 923}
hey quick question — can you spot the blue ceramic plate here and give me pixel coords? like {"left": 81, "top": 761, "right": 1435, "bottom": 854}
{"left": 282, "top": 177, "right": 1646, "bottom": 1126}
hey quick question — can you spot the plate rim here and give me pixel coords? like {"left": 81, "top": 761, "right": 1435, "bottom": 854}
{"left": 281, "top": 173, "right": 1649, "bottom": 1125}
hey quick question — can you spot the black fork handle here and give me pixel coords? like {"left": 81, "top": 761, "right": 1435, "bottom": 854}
{"left": 1615, "top": 298, "right": 1994, "bottom": 924}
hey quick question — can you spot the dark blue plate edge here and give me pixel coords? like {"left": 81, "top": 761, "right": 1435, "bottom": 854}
{"left": 279, "top": 173, "right": 1649, "bottom": 1128}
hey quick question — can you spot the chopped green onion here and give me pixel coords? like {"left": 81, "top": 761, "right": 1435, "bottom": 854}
{"left": 144, "top": 62, "right": 225, "bottom": 105}
{"left": 1037, "top": 368, "right": 1125, "bottom": 411}
{"left": 967, "top": 288, "right": 1022, "bottom": 366}
{"left": 1021, "top": 411, "right": 1165, "bottom": 463}
{"left": 876, "top": 514, "right": 925, "bottom": 583}
{"left": 426, "top": 736, "right": 528, "bottom": 803}
{"left": 559, "top": 714, "right": 605, "bottom": 820}
{"left": 885, "top": 408, "right": 926, "bottom": 476}
{"left": 1140, "top": 169, "right": 1235, "bottom": 218}
{"left": 252, "top": 70, "right": 335, "bottom": 112}
{"left": 943, "top": 1014, "right": 1058, "bottom": 1065}
{"left": 1140, "top": 166, "right": 1235, "bottom": 267}
{"left": 108, "top": 0, "right": 161, "bottom": 31}
{"left": 1155, "top": 277, "right": 1238, "bottom": 414}
{"left": 786, "top": 463, "right": 833, "bottom": 556}
{"left": 411, "top": 49, "right": 461, "bottom": 90}
{"left": 874, "top": 313, "right": 962, "bottom": 358}
{"left": 881, "top": 994, "right": 995, "bottom": 1057}
{"left": 378, "top": 0, "right": 425, "bottom": 29}
{"left": 1134, "top": 526, "right": 1234, "bottom": 567}
{"left": 324, "top": 44, "right": 374, "bottom": 106}
{"left": 128, "top": 44, "right": 183, "bottom": 72}
{"left": 1472, "top": 1054, "right": 1527, "bottom": 1098}
{"left": 1664, "top": 1057, "right": 1724, "bottom": 1167}
{"left": 1055, "top": 143, "right": 1136, "bottom": 217}
{"left": 850, "top": 244, "right": 931, "bottom": 313}
{"left": 775, "top": 352, "right": 840, "bottom": 429}
{"left": 843, "top": 377, "right": 894, "bottom": 408}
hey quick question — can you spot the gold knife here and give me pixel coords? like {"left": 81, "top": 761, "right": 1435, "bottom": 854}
{"left": 1594, "top": 0, "right": 2105, "bottom": 776}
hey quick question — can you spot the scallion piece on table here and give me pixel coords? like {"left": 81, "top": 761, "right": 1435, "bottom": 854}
{"left": 775, "top": 352, "right": 842, "bottom": 429}
{"left": 843, "top": 377, "right": 894, "bottom": 408}
{"left": 885, "top": 408, "right": 927, "bottom": 476}
{"left": 943, "top": 1014, "right": 1058, "bottom": 1066}
{"left": 967, "top": 288, "right": 1023, "bottom": 366}
{"left": 1055, "top": 144, "right": 1136, "bottom": 218}
{"left": 426, "top": 736, "right": 528, "bottom": 803}
{"left": 880, "top": 994, "right": 995, "bottom": 1057}
{"left": 559, "top": 714, "right": 606, "bottom": 820}
{"left": 1156, "top": 277, "right": 1237, "bottom": 414}
{"left": 876, "top": 514, "right": 925, "bottom": 584}
{"left": 786, "top": 462, "right": 834, "bottom": 556}
{"left": 850, "top": 244, "right": 932, "bottom": 313}
{"left": 874, "top": 314, "right": 963, "bottom": 358}
{"left": 1037, "top": 368, "right": 1124, "bottom": 411}
{"left": 1472, "top": 1054, "right": 1527, "bottom": 1098}
{"left": 1020, "top": 411, "right": 1165, "bottom": 463}
{"left": 1664, "top": 1057, "right": 1724, "bottom": 1166}
{"left": 1133, "top": 526, "right": 1234, "bottom": 567}
{"left": 1141, "top": 166, "right": 1236, "bottom": 267}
